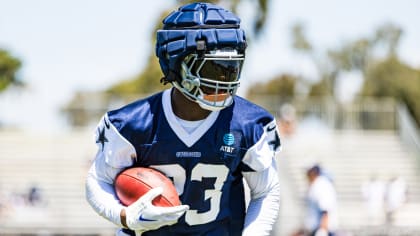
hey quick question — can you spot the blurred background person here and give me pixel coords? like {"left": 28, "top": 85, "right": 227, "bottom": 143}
{"left": 305, "top": 163, "right": 338, "bottom": 236}
{"left": 360, "top": 175, "right": 386, "bottom": 226}
{"left": 293, "top": 163, "right": 338, "bottom": 236}
{"left": 278, "top": 103, "right": 297, "bottom": 138}
{"left": 27, "top": 185, "right": 45, "bottom": 207}
{"left": 384, "top": 175, "right": 407, "bottom": 226}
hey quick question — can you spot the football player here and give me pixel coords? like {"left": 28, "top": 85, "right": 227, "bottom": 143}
{"left": 86, "top": 2, "right": 281, "bottom": 236}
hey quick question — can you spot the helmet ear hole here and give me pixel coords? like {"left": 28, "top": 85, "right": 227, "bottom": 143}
{"left": 180, "top": 62, "right": 200, "bottom": 92}
{"left": 181, "top": 79, "right": 199, "bottom": 92}
{"left": 181, "top": 80, "right": 191, "bottom": 91}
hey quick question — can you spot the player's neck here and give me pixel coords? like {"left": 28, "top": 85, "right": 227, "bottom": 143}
{"left": 171, "top": 88, "right": 211, "bottom": 121}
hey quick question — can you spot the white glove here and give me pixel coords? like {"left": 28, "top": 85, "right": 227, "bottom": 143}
{"left": 125, "top": 187, "right": 189, "bottom": 232}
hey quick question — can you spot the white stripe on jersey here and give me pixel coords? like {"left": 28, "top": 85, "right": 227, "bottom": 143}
{"left": 241, "top": 120, "right": 280, "bottom": 171}
{"left": 96, "top": 114, "right": 136, "bottom": 169}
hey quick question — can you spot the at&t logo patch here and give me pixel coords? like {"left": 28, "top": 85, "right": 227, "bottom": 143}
{"left": 223, "top": 133, "right": 235, "bottom": 146}
{"left": 220, "top": 133, "right": 235, "bottom": 153}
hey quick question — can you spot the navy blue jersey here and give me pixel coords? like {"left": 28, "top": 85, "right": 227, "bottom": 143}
{"left": 104, "top": 89, "right": 280, "bottom": 236}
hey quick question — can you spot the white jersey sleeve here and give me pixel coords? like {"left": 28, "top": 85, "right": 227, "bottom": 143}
{"left": 241, "top": 120, "right": 281, "bottom": 171}
{"left": 242, "top": 159, "right": 281, "bottom": 236}
{"left": 241, "top": 120, "right": 281, "bottom": 235}
{"left": 85, "top": 114, "right": 136, "bottom": 227}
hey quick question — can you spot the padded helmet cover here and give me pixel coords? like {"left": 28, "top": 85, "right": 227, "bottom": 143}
{"left": 156, "top": 2, "right": 247, "bottom": 80}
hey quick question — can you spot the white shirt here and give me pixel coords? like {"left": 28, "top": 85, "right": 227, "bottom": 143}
{"left": 304, "top": 175, "right": 338, "bottom": 231}
{"left": 385, "top": 177, "right": 407, "bottom": 212}
{"left": 361, "top": 179, "right": 386, "bottom": 215}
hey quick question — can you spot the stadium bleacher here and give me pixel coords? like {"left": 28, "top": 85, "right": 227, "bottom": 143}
{"left": 0, "top": 130, "right": 116, "bottom": 236}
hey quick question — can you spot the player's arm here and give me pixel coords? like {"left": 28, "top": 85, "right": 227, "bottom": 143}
{"left": 85, "top": 115, "right": 188, "bottom": 232}
{"left": 86, "top": 160, "right": 126, "bottom": 227}
{"left": 313, "top": 211, "right": 329, "bottom": 236}
{"left": 241, "top": 120, "right": 281, "bottom": 236}
{"left": 85, "top": 115, "right": 137, "bottom": 227}
{"left": 86, "top": 148, "right": 188, "bottom": 232}
{"left": 315, "top": 181, "right": 335, "bottom": 233}
{"left": 242, "top": 160, "right": 280, "bottom": 236}
{"left": 319, "top": 211, "right": 329, "bottom": 230}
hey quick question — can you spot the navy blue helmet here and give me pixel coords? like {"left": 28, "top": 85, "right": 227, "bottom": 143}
{"left": 156, "top": 2, "right": 247, "bottom": 111}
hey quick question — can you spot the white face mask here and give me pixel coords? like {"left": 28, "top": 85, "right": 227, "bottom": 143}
{"left": 175, "top": 49, "right": 244, "bottom": 111}
{"left": 172, "top": 81, "right": 234, "bottom": 111}
{"left": 197, "top": 95, "right": 233, "bottom": 111}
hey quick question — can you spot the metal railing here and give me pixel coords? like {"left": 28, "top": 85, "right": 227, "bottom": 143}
{"left": 397, "top": 103, "right": 420, "bottom": 157}
{"left": 250, "top": 96, "right": 398, "bottom": 130}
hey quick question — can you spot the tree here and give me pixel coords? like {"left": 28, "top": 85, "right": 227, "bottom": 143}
{"left": 357, "top": 23, "right": 420, "bottom": 126}
{"left": 288, "top": 22, "right": 407, "bottom": 102}
{"left": 0, "top": 49, "right": 22, "bottom": 92}
{"left": 372, "top": 23, "right": 403, "bottom": 57}
{"left": 291, "top": 23, "right": 312, "bottom": 53}
{"left": 246, "top": 73, "right": 299, "bottom": 109}
{"left": 361, "top": 56, "right": 420, "bottom": 126}
{"left": 247, "top": 74, "right": 298, "bottom": 98}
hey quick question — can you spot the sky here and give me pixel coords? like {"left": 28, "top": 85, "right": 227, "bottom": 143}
{"left": 0, "top": 0, "right": 419, "bottom": 132}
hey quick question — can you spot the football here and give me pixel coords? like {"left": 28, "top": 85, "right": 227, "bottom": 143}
{"left": 114, "top": 167, "right": 181, "bottom": 207}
